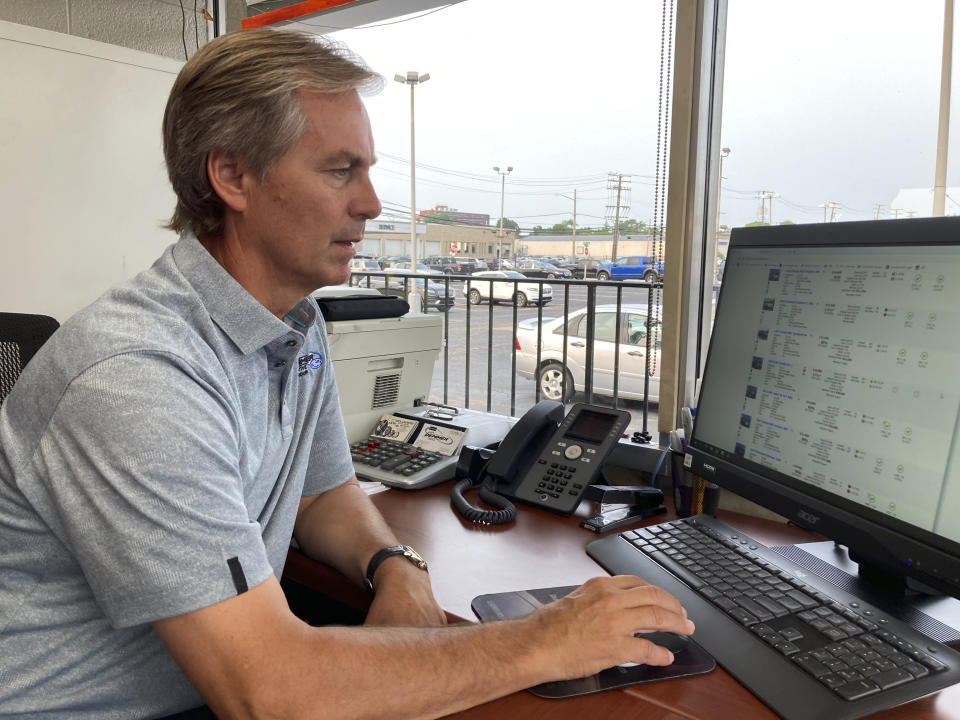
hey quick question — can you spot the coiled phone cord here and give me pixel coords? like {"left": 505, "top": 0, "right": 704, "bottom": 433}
{"left": 450, "top": 476, "right": 517, "bottom": 525}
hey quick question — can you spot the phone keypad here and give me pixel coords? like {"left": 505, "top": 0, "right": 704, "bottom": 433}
{"left": 536, "top": 461, "right": 584, "bottom": 498}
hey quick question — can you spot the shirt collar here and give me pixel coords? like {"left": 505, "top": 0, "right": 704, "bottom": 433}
{"left": 171, "top": 233, "right": 319, "bottom": 355}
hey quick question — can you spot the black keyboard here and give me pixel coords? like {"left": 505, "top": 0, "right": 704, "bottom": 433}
{"left": 586, "top": 515, "right": 960, "bottom": 720}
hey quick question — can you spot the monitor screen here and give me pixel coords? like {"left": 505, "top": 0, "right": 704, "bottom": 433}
{"left": 688, "top": 217, "right": 960, "bottom": 601}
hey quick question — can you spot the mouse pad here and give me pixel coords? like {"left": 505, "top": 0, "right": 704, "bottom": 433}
{"left": 471, "top": 585, "right": 716, "bottom": 699}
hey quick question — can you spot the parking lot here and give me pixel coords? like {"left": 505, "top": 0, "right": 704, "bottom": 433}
{"left": 352, "top": 273, "right": 664, "bottom": 438}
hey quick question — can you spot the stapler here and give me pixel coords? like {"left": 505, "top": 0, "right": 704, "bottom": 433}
{"left": 580, "top": 484, "right": 666, "bottom": 533}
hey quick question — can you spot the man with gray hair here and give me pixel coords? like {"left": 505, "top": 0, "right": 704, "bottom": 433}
{"left": 0, "top": 29, "right": 693, "bottom": 719}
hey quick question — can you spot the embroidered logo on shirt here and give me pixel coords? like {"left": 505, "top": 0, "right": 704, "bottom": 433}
{"left": 298, "top": 351, "right": 324, "bottom": 376}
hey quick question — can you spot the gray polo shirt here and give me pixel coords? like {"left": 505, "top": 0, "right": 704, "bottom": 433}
{"left": 0, "top": 234, "right": 355, "bottom": 718}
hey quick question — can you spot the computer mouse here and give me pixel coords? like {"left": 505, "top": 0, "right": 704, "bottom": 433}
{"left": 618, "top": 632, "right": 690, "bottom": 667}
{"left": 638, "top": 631, "right": 690, "bottom": 655}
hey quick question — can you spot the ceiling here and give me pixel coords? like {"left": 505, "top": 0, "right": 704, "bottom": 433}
{"left": 243, "top": 0, "right": 454, "bottom": 33}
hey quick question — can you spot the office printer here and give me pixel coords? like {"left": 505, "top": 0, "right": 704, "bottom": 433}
{"left": 315, "top": 286, "right": 443, "bottom": 444}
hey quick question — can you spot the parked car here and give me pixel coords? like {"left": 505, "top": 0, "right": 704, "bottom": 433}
{"left": 379, "top": 255, "right": 410, "bottom": 269}
{"left": 385, "top": 261, "right": 443, "bottom": 276}
{"left": 462, "top": 271, "right": 553, "bottom": 307}
{"left": 458, "top": 257, "right": 485, "bottom": 271}
{"left": 348, "top": 257, "right": 381, "bottom": 285}
{"left": 514, "top": 304, "right": 661, "bottom": 403}
{"left": 381, "top": 275, "right": 455, "bottom": 312}
{"left": 423, "top": 255, "right": 478, "bottom": 274}
{"left": 559, "top": 258, "right": 603, "bottom": 278}
{"left": 596, "top": 255, "right": 664, "bottom": 282}
{"left": 514, "top": 259, "right": 572, "bottom": 279}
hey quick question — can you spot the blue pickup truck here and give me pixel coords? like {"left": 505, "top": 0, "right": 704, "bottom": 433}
{"left": 596, "top": 255, "right": 664, "bottom": 282}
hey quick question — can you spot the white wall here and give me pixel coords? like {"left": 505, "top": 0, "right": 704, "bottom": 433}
{"left": 0, "top": 21, "right": 182, "bottom": 322}
{"left": 0, "top": 0, "right": 210, "bottom": 62}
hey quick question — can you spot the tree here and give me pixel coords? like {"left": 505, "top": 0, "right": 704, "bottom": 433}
{"left": 617, "top": 218, "right": 649, "bottom": 234}
{"left": 495, "top": 217, "right": 520, "bottom": 232}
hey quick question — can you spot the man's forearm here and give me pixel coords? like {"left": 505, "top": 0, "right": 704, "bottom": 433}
{"left": 293, "top": 478, "right": 400, "bottom": 585}
{"left": 156, "top": 571, "right": 695, "bottom": 720}
{"left": 293, "top": 617, "right": 547, "bottom": 719}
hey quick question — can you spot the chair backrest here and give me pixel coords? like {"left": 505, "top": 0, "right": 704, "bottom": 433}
{"left": 0, "top": 313, "right": 60, "bottom": 404}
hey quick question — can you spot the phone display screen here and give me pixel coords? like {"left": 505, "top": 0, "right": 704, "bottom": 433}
{"left": 564, "top": 409, "right": 617, "bottom": 444}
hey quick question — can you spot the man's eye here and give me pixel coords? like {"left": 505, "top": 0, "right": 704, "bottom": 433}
{"left": 331, "top": 168, "right": 351, "bottom": 178}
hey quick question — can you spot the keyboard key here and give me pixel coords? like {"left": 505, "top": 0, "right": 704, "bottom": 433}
{"left": 779, "top": 626, "right": 805, "bottom": 642}
{"left": 734, "top": 596, "right": 774, "bottom": 622}
{"left": 835, "top": 679, "right": 880, "bottom": 701}
{"left": 902, "top": 661, "right": 930, "bottom": 679}
{"left": 727, "top": 607, "right": 759, "bottom": 626}
{"left": 787, "top": 589, "right": 819, "bottom": 609}
{"left": 794, "top": 652, "right": 831, "bottom": 678}
{"left": 916, "top": 652, "right": 948, "bottom": 672}
{"left": 872, "top": 667, "right": 914, "bottom": 690}
{"left": 649, "top": 550, "right": 706, "bottom": 590}
{"left": 820, "top": 673, "right": 845, "bottom": 689}
{"left": 754, "top": 596, "right": 790, "bottom": 617}
{"left": 773, "top": 640, "right": 800, "bottom": 656}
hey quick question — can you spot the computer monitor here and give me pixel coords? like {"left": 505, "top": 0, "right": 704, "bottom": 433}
{"left": 687, "top": 217, "right": 960, "bottom": 632}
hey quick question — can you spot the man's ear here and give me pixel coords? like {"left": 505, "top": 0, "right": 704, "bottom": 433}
{"left": 207, "top": 150, "right": 250, "bottom": 213}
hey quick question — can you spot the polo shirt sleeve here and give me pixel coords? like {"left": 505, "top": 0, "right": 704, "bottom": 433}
{"left": 24, "top": 350, "right": 273, "bottom": 628}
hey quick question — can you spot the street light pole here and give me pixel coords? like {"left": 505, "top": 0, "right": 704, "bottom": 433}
{"left": 560, "top": 189, "right": 579, "bottom": 275}
{"left": 716, "top": 147, "right": 730, "bottom": 234}
{"left": 494, "top": 165, "right": 513, "bottom": 268}
{"left": 394, "top": 71, "right": 430, "bottom": 275}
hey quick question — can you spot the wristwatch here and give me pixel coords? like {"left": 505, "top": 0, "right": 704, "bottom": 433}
{"left": 363, "top": 545, "right": 428, "bottom": 595}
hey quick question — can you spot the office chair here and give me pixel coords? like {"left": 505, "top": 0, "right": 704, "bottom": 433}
{"left": 0, "top": 312, "right": 60, "bottom": 404}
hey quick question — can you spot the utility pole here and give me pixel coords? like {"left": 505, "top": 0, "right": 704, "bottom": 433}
{"left": 757, "top": 190, "right": 779, "bottom": 225}
{"left": 560, "top": 189, "right": 578, "bottom": 268}
{"left": 819, "top": 200, "right": 839, "bottom": 223}
{"left": 606, "top": 172, "right": 631, "bottom": 261}
{"left": 934, "top": 0, "right": 954, "bottom": 216}
{"left": 494, "top": 166, "right": 513, "bottom": 268}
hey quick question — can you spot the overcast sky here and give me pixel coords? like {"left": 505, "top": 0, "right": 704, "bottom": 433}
{"left": 327, "top": 0, "right": 960, "bottom": 231}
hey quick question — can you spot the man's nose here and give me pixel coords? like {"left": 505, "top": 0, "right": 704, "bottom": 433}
{"left": 353, "top": 174, "right": 382, "bottom": 221}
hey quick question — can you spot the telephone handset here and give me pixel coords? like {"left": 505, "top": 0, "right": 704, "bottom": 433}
{"left": 452, "top": 401, "right": 631, "bottom": 524}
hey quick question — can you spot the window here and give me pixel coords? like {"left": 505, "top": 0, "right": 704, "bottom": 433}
{"left": 626, "top": 314, "right": 662, "bottom": 348}
{"left": 334, "top": 1, "right": 677, "bottom": 435}
{"left": 686, "top": 1, "right": 959, "bottom": 412}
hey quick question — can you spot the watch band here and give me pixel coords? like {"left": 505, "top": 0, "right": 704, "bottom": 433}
{"left": 363, "top": 545, "right": 428, "bottom": 595}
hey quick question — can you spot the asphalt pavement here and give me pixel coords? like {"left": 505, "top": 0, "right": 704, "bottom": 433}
{"left": 416, "top": 277, "right": 664, "bottom": 438}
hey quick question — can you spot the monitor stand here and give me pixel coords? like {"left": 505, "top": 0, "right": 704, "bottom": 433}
{"left": 771, "top": 541, "right": 960, "bottom": 647}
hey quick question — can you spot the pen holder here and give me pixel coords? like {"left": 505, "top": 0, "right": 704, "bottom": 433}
{"left": 670, "top": 451, "right": 720, "bottom": 518}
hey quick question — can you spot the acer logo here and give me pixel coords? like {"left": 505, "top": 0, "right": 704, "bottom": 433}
{"left": 797, "top": 509, "right": 820, "bottom": 525}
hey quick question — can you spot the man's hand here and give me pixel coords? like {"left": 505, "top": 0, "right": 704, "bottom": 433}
{"left": 364, "top": 555, "right": 448, "bottom": 627}
{"left": 524, "top": 574, "right": 696, "bottom": 681}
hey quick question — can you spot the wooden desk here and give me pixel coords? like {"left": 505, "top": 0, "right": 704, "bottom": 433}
{"left": 285, "top": 483, "right": 960, "bottom": 719}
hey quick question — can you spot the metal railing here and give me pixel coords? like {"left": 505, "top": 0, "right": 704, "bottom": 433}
{"left": 347, "top": 270, "right": 662, "bottom": 439}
